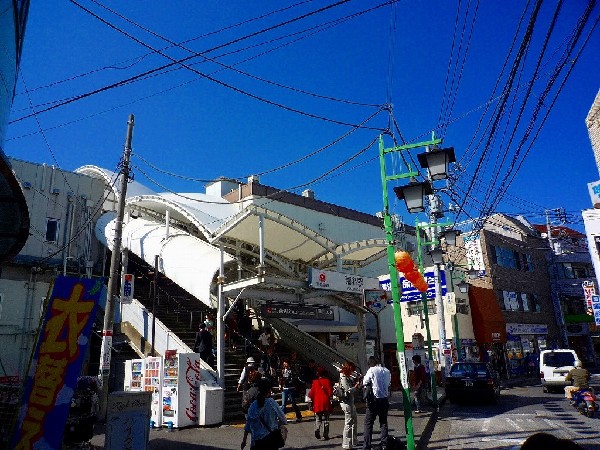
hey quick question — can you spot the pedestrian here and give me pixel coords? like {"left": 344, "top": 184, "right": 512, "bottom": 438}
{"left": 410, "top": 354, "right": 427, "bottom": 413}
{"left": 279, "top": 359, "right": 302, "bottom": 422}
{"left": 237, "top": 357, "right": 258, "bottom": 392}
{"left": 226, "top": 312, "right": 238, "bottom": 350}
{"left": 241, "top": 369, "right": 262, "bottom": 417}
{"left": 361, "top": 356, "right": 391, "bottom": 450}
{"left": 308, "top": 367, "right": 333, "bottom": 441}
{"left": 339, "top": 361, "right": 361, "bottom": 449}
{"left": 241, "top": 379, "right": 288, "bottom": 450}
{"left": 296, "top": 359, "right": 317, "bottom": 402}
{"left": 193, "top": 323, "right": 213, "bottom": 364}
{"left": 239, "top": 309, "right": 252, "bottom": 356}
{"left": 258, "top": 327, "right": 272, "bottom": 353}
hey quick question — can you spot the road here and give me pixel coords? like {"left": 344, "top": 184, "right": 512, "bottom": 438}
{"left": 424, "top": 378, "right": 600, "bottom": 450}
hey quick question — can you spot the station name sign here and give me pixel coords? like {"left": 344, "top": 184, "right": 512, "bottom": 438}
{"left": 308, "top": 268, "right": 380, "bottom": 293}
{"left": 261, "top": 303, "right": 334, "bottom": 320}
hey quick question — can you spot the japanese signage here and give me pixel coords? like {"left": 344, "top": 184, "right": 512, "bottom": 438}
{"left": 105, "top": 391, "right": 152, "bottom": 450}
{"left": 582, "top": 280, "right": 595, "bottom": 316}
{"left": 121, "top": 273, "right": 134, "bottom": 304}
{"left": 261, "top": 303, "right": 333, "bottom": 320}
{"left": 12, "top": 276, "right": 104, "bottom": 450}
{"left": 506, "top": 323, "right": 548, "bottom": 335}
{"left": 379, "top": 270, "right": 447, "bottom": 302}
{"left": 591, "top": 295, "right": 600, "bottom": 326}
{"left": 463, "top": 232, "right": 486, "bottom": 275}
{"left": 308, "top": 268, "right": 380, "bottom": 293}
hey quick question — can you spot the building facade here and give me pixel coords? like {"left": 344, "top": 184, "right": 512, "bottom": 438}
{"left": 449, "top": 213, "right": 560, "bottom": 378}
{"left": 0, "top": 159, "right": 105, "bottom": 380}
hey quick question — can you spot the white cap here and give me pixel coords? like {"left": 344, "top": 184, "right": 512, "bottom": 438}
{"left": 246, "top": 357, "right": 255, "bottom": 364}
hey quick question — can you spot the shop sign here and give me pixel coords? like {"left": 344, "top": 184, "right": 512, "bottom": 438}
{"left": 379, "top": 269, "right": 447, "bottom": 302}
{"left": 587, "top": 180, "right": 600, "bottom": 208}
{"left": 363, "top": 289, "right": 391, "bottom": 313}
{"left": 591, "top": 295, "right": 600, "bottom": 326}
{"left": 261, "top": 303, "right": 333, "bottom": 320}
{"left": 309, "top": 268, "right": 380, "bottom": 293}
{"left": 121, "top": 273, "right": 134, "bottom": 304}
{"left": 491, "top": 332, "right": 501, "bottom": 341}
{"left": 506, "top": 323, "right": 548, "bottom": 335}
{"left": 583, "top": 281, "right": 596, "bottom": 316}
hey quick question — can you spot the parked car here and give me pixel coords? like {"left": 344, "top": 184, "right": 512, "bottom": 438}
{"left": 539, "top": 349, "right": 579, "bottom": 393}
{"left": 445, "top": 362, "right": 501, "bottom": 404}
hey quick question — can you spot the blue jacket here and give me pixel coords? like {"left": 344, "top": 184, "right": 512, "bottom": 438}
{"left": 244, "top": 397, "right": 287, "bottom": 445}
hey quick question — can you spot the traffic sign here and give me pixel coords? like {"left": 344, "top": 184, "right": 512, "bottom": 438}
{"left": 121, "top": 273, "right": 134, "bottom": 304}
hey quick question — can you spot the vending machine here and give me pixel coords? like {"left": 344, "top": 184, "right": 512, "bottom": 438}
{"left": 124, "top": 359, "right": 144, "bottom": 392}
{"left": 143, "top": 356, "right": 163, "bottom": 425}
{"left": 161, "top": 350, "right": 201, "bottom": 428}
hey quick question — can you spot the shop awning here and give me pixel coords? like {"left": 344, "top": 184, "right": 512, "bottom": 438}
{"left": 469, "top": 286, "right": 507, "bottom": 344}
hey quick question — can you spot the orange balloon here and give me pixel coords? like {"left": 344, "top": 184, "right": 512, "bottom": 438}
{"left": 395, "top": 251, "right": 416, "bottom": 273}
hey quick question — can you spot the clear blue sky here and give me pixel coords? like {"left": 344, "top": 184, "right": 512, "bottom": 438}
{"left": 5, "top": 1, "right": 600, "bottom": 232}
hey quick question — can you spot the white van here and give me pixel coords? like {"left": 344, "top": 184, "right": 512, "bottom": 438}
{"left": 539, "top": 349, "right": 579, "bottom": 392}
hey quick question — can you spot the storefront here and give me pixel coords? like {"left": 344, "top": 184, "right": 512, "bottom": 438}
{"left": 505, "top": 323, "right": 548, "bottom": 377}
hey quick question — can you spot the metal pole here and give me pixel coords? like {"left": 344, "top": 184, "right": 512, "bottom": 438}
{"left": 448, "top": 267, "right": 462, "bottom": 361}
{"left": 217, "top": 242, "right": 225, "bottom": 387}
{"left": 379, "top": 137, "right": 415, "bottom": 450}
{"left": 415, "top": 223, "right": 439, "bottom": 409}
{"left": 151, "top": 254, "right": 158, "bottom": 356}
{"left": 98, "top": 114, "right": 134, "bottom": 419}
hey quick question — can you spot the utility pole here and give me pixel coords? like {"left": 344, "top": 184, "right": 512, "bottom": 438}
{"left": 98, "top": 114, "right": 135, "bottom": 418}
{"left": 545, "top": 208, "right": 568, "bottom": 348}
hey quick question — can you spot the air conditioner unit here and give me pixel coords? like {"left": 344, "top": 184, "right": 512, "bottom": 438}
{"left": 51, "top": 188, "right": 60, "bottom": 195}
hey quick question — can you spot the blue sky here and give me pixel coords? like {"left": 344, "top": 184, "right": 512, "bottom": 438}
{"left": 5, "top": 1, "right": 600, "bottom": 232}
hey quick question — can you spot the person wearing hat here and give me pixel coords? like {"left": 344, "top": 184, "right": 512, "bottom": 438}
{"left": 237, "top": 357, "right": 258, "bottom": 392}
{"left": 193, "top": 322, "right": 213, "bottom": 364}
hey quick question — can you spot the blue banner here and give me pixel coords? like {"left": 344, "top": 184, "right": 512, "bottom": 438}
{"left": 12, "top": 276, "right": 104, "bottom": 450}
{"left": 380, "top": 270, "right": 447, "bottom": 302}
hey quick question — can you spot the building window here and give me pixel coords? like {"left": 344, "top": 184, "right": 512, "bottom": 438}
{"left": 556, "top": 262, "right": 594, "bottom": 279}
{"left": 45, "top": 218, "right": 60, "bottom": 242}
{"left": 491, "top": 245, "right": 519, "bottom": 269}
{"left": 406, "top": 300, "right": 437, "bottom": 316}
{"left": 524, "top": 254, "right": 534, "bottom": 272}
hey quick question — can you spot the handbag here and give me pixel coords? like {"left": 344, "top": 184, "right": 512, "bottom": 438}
{"left": 256, "top": 406, "right": 286, "bottom": 449}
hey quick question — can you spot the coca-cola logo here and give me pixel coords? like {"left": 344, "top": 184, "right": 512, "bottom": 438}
{"left": 185, "top": 357, "right": 201, "bottom": 421}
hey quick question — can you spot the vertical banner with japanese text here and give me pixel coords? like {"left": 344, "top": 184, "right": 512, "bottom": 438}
{"left": 11, "top": 276, "right": 104, "bottom": 450}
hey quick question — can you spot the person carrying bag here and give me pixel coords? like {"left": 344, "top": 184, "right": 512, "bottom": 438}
{"left": 241, "top": 379, "right": 288, "bottom": 450}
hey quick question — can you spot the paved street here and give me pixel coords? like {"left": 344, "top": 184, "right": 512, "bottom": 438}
{"left": 89, "top": 388, "right": 443, "bottom": 449}
{"left": 424, "top": 378, "right": 600, "bottom": 450}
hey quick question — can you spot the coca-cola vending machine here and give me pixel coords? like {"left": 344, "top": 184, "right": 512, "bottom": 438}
{"left": 161, "top": 350, "right": 201, "bottom": 428}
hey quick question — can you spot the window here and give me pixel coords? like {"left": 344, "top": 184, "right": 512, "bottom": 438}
{"left": 45, "top": 218, "right": 60, "bottom": 242}
{"left": 498, "top": 291, "right": 541, "bottom": 312}
{"left": 491, "top": 245, "right": 518, "bottom": 269}
{"left": 555, "top": 262, "right": 593, "bottom": 279}
{"left": 524, "top": 254, "right": 534, "bottom": 272}
{"left": 406, "top": 300, "right": 437, "bottom": 316}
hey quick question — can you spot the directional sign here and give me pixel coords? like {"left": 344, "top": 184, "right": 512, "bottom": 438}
{"left": 591, "top": 295, "right": 600, "bottom": 326}
{"left": 121, "top": 273, "right": 134, "bottom": 304}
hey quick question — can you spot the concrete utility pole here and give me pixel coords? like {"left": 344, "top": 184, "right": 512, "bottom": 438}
{"left": 98, "top": 114, "right": 135, "bottom": 418}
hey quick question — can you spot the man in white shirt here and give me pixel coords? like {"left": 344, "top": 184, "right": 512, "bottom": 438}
{"left": 362, "top": 356, "right": 391, "bottom": 450}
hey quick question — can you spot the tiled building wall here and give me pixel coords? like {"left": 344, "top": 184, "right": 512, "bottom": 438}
{"left": 586, "top": 89, "right": 600, "bottom": 177}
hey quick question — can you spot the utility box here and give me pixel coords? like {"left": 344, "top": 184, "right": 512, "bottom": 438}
{"left": 198, "top": 385, "right": 224, "bottom": 426}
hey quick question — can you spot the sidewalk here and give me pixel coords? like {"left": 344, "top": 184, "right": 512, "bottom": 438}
{"left": 89, "top": 387, "right": 445, "bottom": 449}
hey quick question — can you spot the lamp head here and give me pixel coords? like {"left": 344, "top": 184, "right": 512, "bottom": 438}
{"left": 417, "top": 147, "right": 456, "bottom": 181}
{"left": 393, "top": 179, "right": 432, "bottom": 213}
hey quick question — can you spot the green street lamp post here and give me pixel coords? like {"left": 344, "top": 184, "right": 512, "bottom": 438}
{"left": 378, "top": 134, "right": 441, "bottom": 450}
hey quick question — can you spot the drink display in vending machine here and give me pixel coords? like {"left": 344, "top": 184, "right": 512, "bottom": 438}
{"left": 143, "top": 356, "right": 163, "bottom": 425}
{"left": 161, "top": 350, "right": 202, "bottom": 428}
{"left": 124, "top": 359, "right": 144, "bottom": 391}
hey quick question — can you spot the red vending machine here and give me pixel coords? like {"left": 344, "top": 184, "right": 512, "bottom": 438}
{"left": 161, "top": 350, "right": 201, "bottom": 428}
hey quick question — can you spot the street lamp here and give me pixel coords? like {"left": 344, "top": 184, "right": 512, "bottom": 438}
{"left": 457, "top": 280, "right": 469, "bottom": 294}
{"left": 417, "top": 147, "right": 456, "bottom": 181}
{"left": 393, "top": 179, "right": 433, "bottom": 213}
{"left": 429, "top": 248, "right": 444, "bottom": 265}
{"left": 440, "top": 228, "right": 461, "bottom": 247}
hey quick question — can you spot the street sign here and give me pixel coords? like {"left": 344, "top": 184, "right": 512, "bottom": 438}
{"left": 261, "top": 303, "right": 333, "bottom": 320}
{"left": 380, "top": 270, "right": 447, "bottom": 302}
{"left": 309, "top": 268, "right": 380, "bottom": 293}
{"left": 121, "top": 273, "right": 134, "bottom": 304}
{"left": 591, "top": 295, "right": 600, "bottom": 326}
{"left": 364, "top": 289, "right": 390, "bottom": 313}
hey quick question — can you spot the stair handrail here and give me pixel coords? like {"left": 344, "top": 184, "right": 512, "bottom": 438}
{"left": 264, "top": 317, "right": 357, "bottom": 380}
{"left": 121, "top": 298, "right": 218, "bottom": 382}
